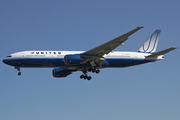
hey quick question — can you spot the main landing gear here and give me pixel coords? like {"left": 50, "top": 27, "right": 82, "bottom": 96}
{"left": 15, "top": 66, "right": 21, "bottom": 76}
{"left": 80, "top": 68, "right": 100, "bottom": 80}
{"left": 80, "top": 74, "right": 92, "bottom": 80}
{"left": 88, "top": 68, "right": 100, "bottom": 74}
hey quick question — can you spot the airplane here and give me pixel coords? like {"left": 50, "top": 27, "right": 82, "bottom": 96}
{"left": 2, "top": 26, "right": 177, "bottom": 80}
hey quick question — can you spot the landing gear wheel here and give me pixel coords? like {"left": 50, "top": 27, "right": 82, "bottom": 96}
{"left": 18, "top": 72, "right": 21, "bottom": 76}
{"left": 80, "top": 75, "right": 84, "bottom": 79}
{"left": 84, "top": 76, "right": 87, "bottom": 80}
{"left": 87, "top": 76, "right": 92, "bottom": 80}
{"left": 96, "top": 69, "right": 100, "bottom": 74}
{"left": 92, "top": 69, "right": 96, "bottom": 73}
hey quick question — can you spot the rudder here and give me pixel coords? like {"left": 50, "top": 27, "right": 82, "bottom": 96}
{"left": 137, "top": 30, "right": 161, "bottom": 53}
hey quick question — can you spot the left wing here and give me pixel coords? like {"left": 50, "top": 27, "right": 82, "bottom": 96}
{"left": 80, "top": 26, "right": 143, "bottom": 65}
{"left": 83, "top": 26, "right": 143, "bottom": 57}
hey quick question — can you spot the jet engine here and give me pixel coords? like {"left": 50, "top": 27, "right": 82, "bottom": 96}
{"left": 52, "top": 68, "right": 72, "bottom": 77}
{"left": 64, "top": 55, "right": 81, "bottom": 65}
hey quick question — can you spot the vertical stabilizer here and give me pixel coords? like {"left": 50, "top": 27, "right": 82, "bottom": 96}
{"left": 137, "top": 30, "right": 161, "bottom": 53}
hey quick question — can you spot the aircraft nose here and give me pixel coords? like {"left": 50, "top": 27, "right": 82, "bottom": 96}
{"left": 2, "top": 58, "right": 10, "bottom": 65}
{"left": 2, "top": 59, "right": 7, "bottom": 64}
{"left": 2, "top": 58, "right": 16, "bottom": 66}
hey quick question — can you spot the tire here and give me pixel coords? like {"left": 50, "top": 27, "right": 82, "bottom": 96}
{"left": 18, "top": 72, "right": 21, "bottom": 76}
{"left": 87, "top": 76, "right": 92, "bottom": 80}
{"left": 80, "top": 75, "right": 84, "bottom": 79}
{"left": 96, "top": 69, "right": 100, "bottom": 74}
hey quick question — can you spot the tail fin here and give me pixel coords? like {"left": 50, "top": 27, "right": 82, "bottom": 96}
{"left": 137, "top": 30, "right": 161, "bottom": 53}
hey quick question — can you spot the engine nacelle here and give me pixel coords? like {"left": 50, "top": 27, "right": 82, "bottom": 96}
{"left": 52, "top": 68, "right": 72, "bottom": 78}
{"left": 64, "top": 55, "right": 81, "bottom": 65}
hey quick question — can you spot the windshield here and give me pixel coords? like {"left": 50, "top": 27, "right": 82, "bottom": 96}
{"left": 6, "top": 55, "right": 12, "bottom": 58}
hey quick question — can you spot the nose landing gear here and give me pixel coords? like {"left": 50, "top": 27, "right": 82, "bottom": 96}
{"left": 18, "top": 72, "right": 21, "bottom": 76}
{"left": 15, "top": 66, "right": 21, "bottom": 76}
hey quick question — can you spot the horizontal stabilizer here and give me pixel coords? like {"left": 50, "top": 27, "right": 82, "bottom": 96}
{"left": 146, "top": 47, "right": 177, "bottom": 58}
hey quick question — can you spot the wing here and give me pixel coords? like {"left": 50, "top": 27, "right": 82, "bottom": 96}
{"left": 80, "top": 26, "right": 143, "bottom": 65}
{"left": 83, "top": 26, "right": 144, "bottom": 57}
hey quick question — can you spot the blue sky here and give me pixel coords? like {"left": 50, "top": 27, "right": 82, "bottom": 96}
{"left": 0, "top": 0, "right": 180, "bottom": 120}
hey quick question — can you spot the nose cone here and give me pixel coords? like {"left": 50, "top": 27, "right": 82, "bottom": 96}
{"left": 2, "top": 59, "right": 8, "bottom": 64}
{"left": 2, "top": 58, "right": 12, "bottom": 65}
{"left": 3, "top": 58, "right": 17, "bottom": 66}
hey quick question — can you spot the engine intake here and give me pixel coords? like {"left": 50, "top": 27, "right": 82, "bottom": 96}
{"left": 64, "top": 55, "right": 81, "bottom": 65}
{"left": 52, "top": 68, "right": 72, "bottom": 78}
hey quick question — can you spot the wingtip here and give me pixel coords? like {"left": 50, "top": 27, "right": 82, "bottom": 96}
{"left": 137, "top": 26, "right": 144, "bottom": 28}
{"left": 172, "top": 47, "right": 177, "bottom": 49}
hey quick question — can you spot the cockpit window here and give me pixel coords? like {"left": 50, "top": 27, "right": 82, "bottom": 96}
{"left": 6, "top": 55, "right": 12, "bottom": 58}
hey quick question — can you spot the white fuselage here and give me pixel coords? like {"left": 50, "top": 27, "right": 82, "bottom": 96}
{"left": 3, "top": 51, "right": 164, "bottom": 70}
